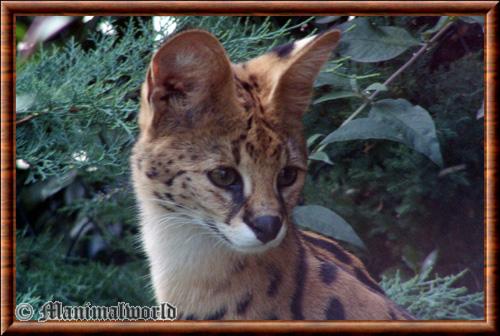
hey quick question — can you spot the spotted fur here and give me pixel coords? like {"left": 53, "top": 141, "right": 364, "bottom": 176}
{"left": 131, "top": 29, "right": 413, "bottom": 320}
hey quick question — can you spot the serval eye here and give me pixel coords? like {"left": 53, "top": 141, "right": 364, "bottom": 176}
{"left": 278, "top": 166, "right": 298, "bottom": 188}
{"left": 207, "top": 167, "right": 240, "bottom": 188}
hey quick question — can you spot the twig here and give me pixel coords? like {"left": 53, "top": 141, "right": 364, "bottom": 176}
{"left": 16, "top": 114, "right": 38, "bottom": 125}
{"left": 341, "top": 21, "right": 455, "bottom": 127}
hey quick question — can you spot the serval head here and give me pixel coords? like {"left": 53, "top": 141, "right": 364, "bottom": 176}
{"left": 132, "top": 29, "right": 340, "bottom": 254}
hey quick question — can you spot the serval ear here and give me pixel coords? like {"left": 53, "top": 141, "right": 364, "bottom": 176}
{"left": 139, "top": 30, "right": 235, "bottom": 139}
{"left": 255, "top": 30, "right": 340, "bottom": 123}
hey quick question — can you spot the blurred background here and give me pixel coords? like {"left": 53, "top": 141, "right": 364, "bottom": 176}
{"left": 15, "top": 16, "right": 484, "bottom": 319}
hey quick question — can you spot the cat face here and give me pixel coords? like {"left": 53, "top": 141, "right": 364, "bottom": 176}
{"left": 132, "top": 29, "right": 339, "bottom": 253}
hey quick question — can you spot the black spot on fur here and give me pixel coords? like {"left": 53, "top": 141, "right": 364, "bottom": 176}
{"left": 191, "top": 155, "right": 198, "bottom": 160}
{"left": 245, "top": 142, "right": 255, "bottom": 158}
{"left": 301, "top": 233, "right": 352, "bottom": 265}
{"left": 231, "top": 140, "right": 241, "bottom": 165}
{"left": 272, "top": 144, "right": 282, "bottom": 158}
{"left": 246, "top": 116, "right": 253, "bottom": 130}
{"left": 291, "top": 239, "right": 307, "bottom": 320}
{"left": 167, "top": 159, "right": 173, "bottom": 165}
{"left": 205, "top": 306, "right": 227, "bottom": 320}
{"left": 206, "top": 219, "right": 231, "bottom": 243}
{"left": 354, "top": 267, "right": 385, "bottom": 295}
{"left": 146, "top": 170, "right": 158, "bottom": 179}
{"left": 239, "top": 81, "right": 251, "bottom": 92}
{"left": 236, "top": 292, "right": 253, "bottom": 315}
{"left": 249, "top": 75, "right": 259, "bottom": 91}
{"left": 272, "top": 42, "right": 294, "bottom": 58}
{"left": 164, "top": 193, "right": 174, "bottom": 202}
{"left": 319, "top": 262, "right": 337, "bottom": 285}
{"left": 325, "top": 297, "right": 345, "bottom": 320}
{"left": 261, "top": 118, "right": 276, "bottom": 133}
{"left": 164, "top": 170, "right": 186, "bottom": 187}
{"left": 266, "top": 265, "right": 282, "bottom": 297}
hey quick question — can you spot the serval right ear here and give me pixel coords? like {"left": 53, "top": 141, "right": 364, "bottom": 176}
{"left": 139, "top": 30, "right": 236, "bottom": 139}
{"left": 272, "top": 30, "right": 341, "bottom": 121}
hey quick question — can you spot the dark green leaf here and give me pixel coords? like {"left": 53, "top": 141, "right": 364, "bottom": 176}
{"left": 321, "top": 118, "right": 403, "bottom": 144}
{"left": 314, "top": 71, "right": 352, "bottom": 88}
{"left": 313, "top": 91, "right": 363, "bottom": 104}
{"left": 306, "top": 133, "right": 324, "bottom": 148}
{"left": 364, "top": 82, "right": 387, "bottom": 92}
{"left": 338, "top": 18, "right": 420, "bottom": 62}
{"left": 423, "top": 16, "right": 450, "bottom": 35}
{"left": 308, "top": 151, "right": 333, "bottom": 165}
{"left": 369, "top": 99, "right": 444, "bottom": 166}
{"left": 293, "top": 205, "right": 366, "bottom": 249}
{"left": 320, "top": 99, "right": 444, "bottom": 166}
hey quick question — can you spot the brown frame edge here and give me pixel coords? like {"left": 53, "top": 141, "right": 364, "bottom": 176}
{"left": 1, "top": 1, "right": 498, "bottom": 334}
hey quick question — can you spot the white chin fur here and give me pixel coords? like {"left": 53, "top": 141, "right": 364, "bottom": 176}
{"left": 219, "top": 221, "right": 287, "bottom": 254}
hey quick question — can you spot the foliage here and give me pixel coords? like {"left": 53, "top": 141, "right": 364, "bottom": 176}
{"left": 16, "top": 15, "right": 484, "bottom": 320}
{"left": 380, "top": 270, "right": 484, "bottom": 320}
{"left": 302, "top": 16, "right": 483, "bottom": 301}
{"left": 16, "top": 229, "right": 155, "bottom": 320}
{"left": 319, "top": 98, "right": 443, "bottom": 166}
{"left": 293, "top": 205, "right": 365, "bottom": 249}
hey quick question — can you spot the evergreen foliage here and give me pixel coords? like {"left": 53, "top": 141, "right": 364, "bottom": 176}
{"left": 16, "top": 16, "right": 484, "bottom": 320}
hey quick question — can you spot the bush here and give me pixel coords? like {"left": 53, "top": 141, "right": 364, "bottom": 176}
{"left": 16, "top": 16, "right": 484, "bottom": 320}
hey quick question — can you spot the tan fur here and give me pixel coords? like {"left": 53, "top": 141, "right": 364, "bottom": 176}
{"left": 131, "top": 29, "right": 413, "bottom": 320}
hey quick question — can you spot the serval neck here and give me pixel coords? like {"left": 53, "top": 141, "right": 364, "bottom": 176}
{"left": 140, "top": 201, "right": 299, "bottom": 286}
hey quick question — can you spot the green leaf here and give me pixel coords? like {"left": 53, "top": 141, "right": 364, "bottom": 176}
{"left": 321, "top": 118, "right": 403, "bottom": 144}
{"left": 364, "top": 82, "right": 387, "bottom": 92}
{"left": 308, "top": 151, "right": 333, "bottom": 165}
{"left": 320, "top": 99, "right": 444, "bottom": 167}
{"left": 338, "top": 18, "right": 420, "bottom": 62}
{"left": 306, "top": 133, "right": 324, "bottom": 148}
{"left": 314, "top": 71, "right": 352, "bottom": 88}
{"left": 423, "top": 16, "right": 450, "bottom": 36}
{"left": 313, "top": 91, "right": 363, "bottom": 104}
{"left": 293, "top": 205, "right": 366, "bottom": 249}
{"left": 369, "top": 99, "right": 444, "bottom": 167}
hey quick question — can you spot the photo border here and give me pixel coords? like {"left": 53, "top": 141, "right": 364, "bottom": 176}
{"left": 1, "top": 1, "right": 497, "bottom": 334}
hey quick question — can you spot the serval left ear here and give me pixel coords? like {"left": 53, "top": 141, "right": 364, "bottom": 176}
{"left": 139, "top": 30, "right": 236, "bottom": 139}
